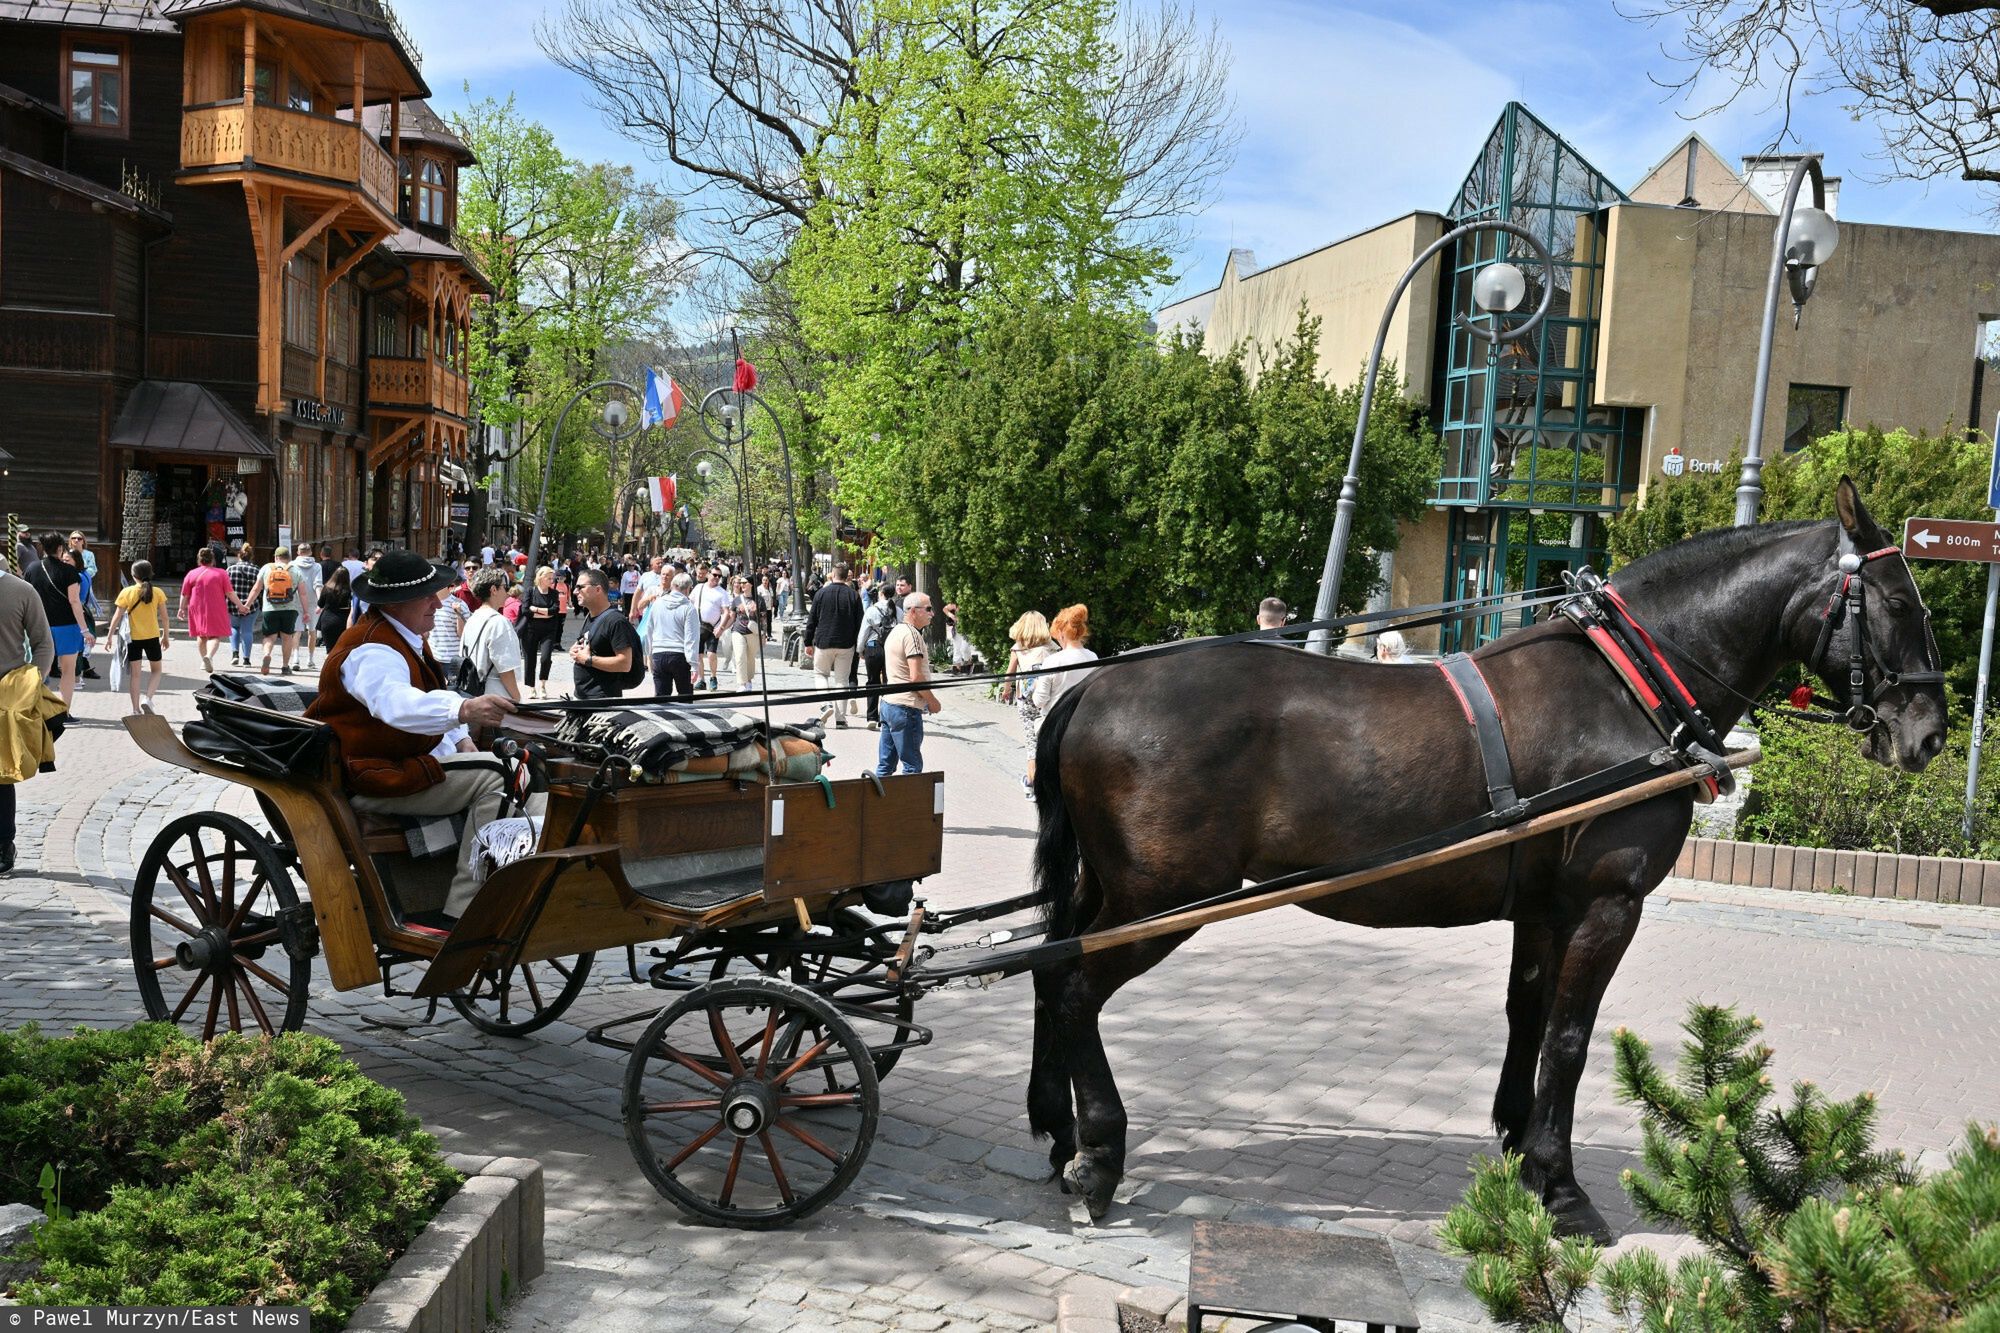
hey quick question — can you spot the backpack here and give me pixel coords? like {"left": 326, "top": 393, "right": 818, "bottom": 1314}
{"left": 264, "top": 564, "right": 294, "bottom": 602}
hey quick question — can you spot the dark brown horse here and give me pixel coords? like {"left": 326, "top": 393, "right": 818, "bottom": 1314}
{"left": 1026, "top": 482, "right": 1945, "bottom": 1240}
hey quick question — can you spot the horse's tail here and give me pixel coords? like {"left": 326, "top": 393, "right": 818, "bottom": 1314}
{"left": 1032, "top": 684, "right": 1089, "bottom": 940}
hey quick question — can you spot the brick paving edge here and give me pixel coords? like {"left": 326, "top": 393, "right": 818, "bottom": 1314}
{"left": 343, "top": 1155, "right": 545, "bottom": 1333}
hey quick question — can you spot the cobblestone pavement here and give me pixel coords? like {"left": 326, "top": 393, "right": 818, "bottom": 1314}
{"left": 6, "top": 625, "right": 2000, "bottom": 1331}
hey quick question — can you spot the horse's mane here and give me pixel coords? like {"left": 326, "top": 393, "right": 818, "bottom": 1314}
{"left": 1615, "top": 519, "right": 1826, "bottom": 588}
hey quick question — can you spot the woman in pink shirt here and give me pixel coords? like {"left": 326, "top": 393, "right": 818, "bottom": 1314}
{"left": 179, "top": 546, "right": 241, "bottom": 674}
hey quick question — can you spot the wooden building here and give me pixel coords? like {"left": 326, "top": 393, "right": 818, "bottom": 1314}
{"left": 0, "top": 0, "right": 487, "bottom": 578}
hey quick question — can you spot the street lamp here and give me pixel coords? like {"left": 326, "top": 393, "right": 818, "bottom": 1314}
{"left": 1306, "top": 218, "right": 1557, "bottom": 654}
{"left": 527, "top": 380, "right": 641, "bottom": 572}
{"left": 698, "top": 331, "right": 805, "bottom": 582}
{"left": 691, "top": 451, "right": 752, "bottom": 575}
{"left": 1736, "top": 154, "right": 1837, "bottom": 527}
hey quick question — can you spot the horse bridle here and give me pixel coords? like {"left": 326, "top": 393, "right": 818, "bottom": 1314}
{"left": 1805, "top": 545, "right": 1946, "bottom": 732}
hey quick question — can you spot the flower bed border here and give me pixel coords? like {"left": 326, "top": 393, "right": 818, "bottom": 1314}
{"left": 341, "top": 1154, "right": 543, "bottom": 1333}
{"left": 1677, "top": 837, "right": 2000, "bottom": 905}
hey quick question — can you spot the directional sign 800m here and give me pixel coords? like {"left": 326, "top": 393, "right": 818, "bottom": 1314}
{"left": 1903, "top": 517, "right": 2000, "bottom": 564}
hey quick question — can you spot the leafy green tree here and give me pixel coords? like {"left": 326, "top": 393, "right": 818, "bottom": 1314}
{"left": 452, "top": 96, "right": 683, "bottom": 538}
{"left": 909, "top": 304, "right": 1439, "bottom": 659}
{"left": 790, "top": 0, "right": 1170, "bottom": 533}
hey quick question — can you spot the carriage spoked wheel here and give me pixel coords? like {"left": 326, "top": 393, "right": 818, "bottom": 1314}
{"left": 624, "top": 976, "right": 879, "bottom": 1228}
{"left": 707, "top": 908, "right": 917, "bottom": 1081}
{"left": 130, "top": 812, "right": 311, "bottom": 1038}
{"left": 446, "top": 953, "right": 595, "bottom": 1037}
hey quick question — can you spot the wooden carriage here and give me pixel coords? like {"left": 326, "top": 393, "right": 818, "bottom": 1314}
{"left": 122, "top": 706, "right": 943, "bottom": 1041}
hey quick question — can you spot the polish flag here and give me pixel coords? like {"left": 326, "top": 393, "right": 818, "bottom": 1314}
{"left": 647, "top": 475, "right": 677, "bottom": 512}
{"left": 643, "top": 366, "right": 685, "bottom": 428}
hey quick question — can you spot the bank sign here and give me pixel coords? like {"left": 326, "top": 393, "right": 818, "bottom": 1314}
{"left": 1660, "top": 447, "right": 1725, "bottom": 478}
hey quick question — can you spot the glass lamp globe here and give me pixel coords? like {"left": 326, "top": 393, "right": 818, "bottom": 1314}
{"left": 719, "top": 399, "right": 739, "bottom": 425}
{"left": 1785, "top": 206, "right": 1839, "bottom": 266}
{"left": 696, "top": 460, "right": 713, "bottom": 479}
{"left": 1472, "top": 262, "right": 1528, "bottom": 314}
{"left": 602, "top": 398, "right": 630, "bottom": 430}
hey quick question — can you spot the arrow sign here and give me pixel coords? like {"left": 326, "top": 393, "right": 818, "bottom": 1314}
{"left": 1902, "top": 517, "right": 2000, "bottom": 564}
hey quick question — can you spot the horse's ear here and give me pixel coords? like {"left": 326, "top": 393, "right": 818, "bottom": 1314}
{"left": 1834, "top": 475, "right": 1888, "bottom": 550}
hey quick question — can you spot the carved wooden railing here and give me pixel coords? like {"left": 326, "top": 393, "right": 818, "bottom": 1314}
{"left": 180, "top": 103, "right": 398, "bottom": 219}
{"left": 370, "top": 356, "right": 468, "bottom": 417}
{"left": 369, "top": 356, "right": 428, "bottom": 405}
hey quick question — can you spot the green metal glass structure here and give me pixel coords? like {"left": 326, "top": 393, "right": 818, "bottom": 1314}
{"left": 1435, "top": 103, "right": 1644, "bottom": 647}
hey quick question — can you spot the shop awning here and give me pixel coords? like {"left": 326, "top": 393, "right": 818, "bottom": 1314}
{"left": 111, "top": 382, "right": 274, "bottom": 459}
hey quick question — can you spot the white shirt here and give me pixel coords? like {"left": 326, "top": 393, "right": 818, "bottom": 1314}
{"left": 481, "top": 546, "right": 496, "bottom": 566}
{"left": 341, "top": 614, "right": 468, "bottom": 757}
{"left": 695, "top": 581, "right": 730, "bottom": 627}
{"left": 1030, "top": 646, "right": 1099, "bottom": 713}
{"left": 462, "top": 605, "right": 522, "bottom": 697}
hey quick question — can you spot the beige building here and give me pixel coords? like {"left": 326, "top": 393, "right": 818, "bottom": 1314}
{"left": 1159, "top": 103, "right": 2000, "bottom": 649}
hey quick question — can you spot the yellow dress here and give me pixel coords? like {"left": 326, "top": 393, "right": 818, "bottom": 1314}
{"left": 0, "top": 663, "right": 66, "bottom": 784}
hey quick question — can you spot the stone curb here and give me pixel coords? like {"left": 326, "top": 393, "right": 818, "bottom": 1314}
{"left": 1677, "top": 837, "right": 2000, "bottom": 906}
{"left": 1052, "top": 1283, "right": 1190, "bottom": 1332}
{"left": 341, "top": 1155, "right": 544, "bottom": 1333}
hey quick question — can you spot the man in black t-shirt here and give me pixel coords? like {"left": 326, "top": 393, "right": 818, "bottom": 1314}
{"left": 568, "top": 568, "right": 642, "bottom": 700}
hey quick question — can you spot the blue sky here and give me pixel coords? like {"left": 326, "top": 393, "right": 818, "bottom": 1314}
{"left": 401, "top": 0, "right": 1997, "bottom": 312}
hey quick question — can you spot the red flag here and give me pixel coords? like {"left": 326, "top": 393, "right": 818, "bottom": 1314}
{"left": 734, "top": 357, "right": 758, "bottom": 393}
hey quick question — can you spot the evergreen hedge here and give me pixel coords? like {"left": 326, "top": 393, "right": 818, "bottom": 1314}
{"left": 0, "top": 1024, "right": 459, "bottom": 1325}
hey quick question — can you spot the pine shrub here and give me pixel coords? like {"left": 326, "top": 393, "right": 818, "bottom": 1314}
{"left": 1440, "top": 1002, "right": 2000, "bottom": 1331}
{"left": 0, "top": 1024, "right": 459, "bottom": 1326}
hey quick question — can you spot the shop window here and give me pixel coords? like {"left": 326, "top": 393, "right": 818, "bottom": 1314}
{"left": 415, "top": 158, "right": 448, "bottom": 227}
{"left": 283, "top": 252, "right": 318, "bottom": 352}
{"left": 1784, "top": 384, "right": 1847, "bottom": 452}
{"left": 65, "top": 40, "right": 126, "bottom": 132}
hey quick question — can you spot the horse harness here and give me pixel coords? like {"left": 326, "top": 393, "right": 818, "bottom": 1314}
{"left": 1802, "top": 546, "right": 1945, "bottom": 732}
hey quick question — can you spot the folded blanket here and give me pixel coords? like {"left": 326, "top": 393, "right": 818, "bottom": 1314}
{"left": 551, "top": 703, "right": 826, "bottom": 779}
{"left": 648, "top": 736, "right": 829, "bottom": 785}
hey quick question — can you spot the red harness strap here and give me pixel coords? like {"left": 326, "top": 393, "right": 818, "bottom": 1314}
{"left": 1561, "top": 585, "right": 1724, "bottom": 800}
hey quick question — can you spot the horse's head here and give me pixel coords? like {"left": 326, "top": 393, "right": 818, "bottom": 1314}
{"left": 1813, "top": 478, "right": 1947, "bottom": 773}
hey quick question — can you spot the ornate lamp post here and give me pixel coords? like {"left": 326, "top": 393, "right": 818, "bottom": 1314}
{"left": 691, "top": 451, "right": 752, "bottom": 575}
{"left": 526, "top": 380, "right": 641, "bottom": 572}
{"left": 697, "top": 331, "right": 805, "bottom": 581}
{"left": 1307, "top": 218, "right": 1556, "bottom": 654}
{"left": 1736, "top": 154, "right": 1838, "bottom": 526}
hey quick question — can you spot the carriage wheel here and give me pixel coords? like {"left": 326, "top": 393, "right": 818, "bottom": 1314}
{"left": 624, "top": 976, "right": 879, "bottom": 1229}
{"left": 130, "top": 812, "right": 311, "bottom": 1037}
{"left": 447, "top": 953, "right": 595, "bottom": 1037}
{"left": 708, "top": 908, "right": 916, "bottom": 1081}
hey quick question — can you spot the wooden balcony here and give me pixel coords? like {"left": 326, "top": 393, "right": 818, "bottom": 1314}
{"left": 181, "top": 102, "right": 397, "bottom": 221}
{"left": 369, "top": 355, "right": 468, "bottom": 419}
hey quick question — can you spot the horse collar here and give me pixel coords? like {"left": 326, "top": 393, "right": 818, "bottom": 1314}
{"left": 1558, "top": 571, "right": 1732, "bottom": 797}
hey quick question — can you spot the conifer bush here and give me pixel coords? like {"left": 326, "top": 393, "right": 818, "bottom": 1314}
{"left": 0, "top": 1024, "right": 459, "bottom": 1326}
{"left": 1440, "top": 1002, "right": 2000, "bottom": 1332}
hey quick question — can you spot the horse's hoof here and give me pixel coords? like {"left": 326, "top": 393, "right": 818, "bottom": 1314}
{"left": 1547, "top": 1191, "right": 1613, "bottom": 1244}
{"left": 1062, "top": 1157, "right": 1117, "bottom": 1219}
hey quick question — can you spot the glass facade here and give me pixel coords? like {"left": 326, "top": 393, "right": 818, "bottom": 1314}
{"left": 1435, "top": 103, "right": 1644, "bottom": 648}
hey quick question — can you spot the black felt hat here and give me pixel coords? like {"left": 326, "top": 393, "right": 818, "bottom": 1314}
{"left": 352, "top": 550, "right": 456, "bottom": 605}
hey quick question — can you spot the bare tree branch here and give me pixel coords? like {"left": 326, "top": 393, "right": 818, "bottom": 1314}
{"left": 1622, "top": 0, "right": 2000, "bottom": 209}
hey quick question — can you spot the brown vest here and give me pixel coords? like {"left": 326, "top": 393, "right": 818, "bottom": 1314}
{"left": 305, "top": 610, "right": 449, "bottom": 798}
